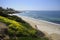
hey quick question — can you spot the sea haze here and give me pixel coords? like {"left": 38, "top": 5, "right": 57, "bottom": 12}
{"left": 18, "top": 11, "right": 60, "bottom": 24}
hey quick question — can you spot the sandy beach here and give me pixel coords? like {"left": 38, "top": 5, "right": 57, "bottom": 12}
{"left": 19, "top": 16, "right": 60, "bottom": 40}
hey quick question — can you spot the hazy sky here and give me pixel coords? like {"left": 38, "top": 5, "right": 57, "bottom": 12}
{"left": 0, "top": 0, "right": 60, "bottom": 10}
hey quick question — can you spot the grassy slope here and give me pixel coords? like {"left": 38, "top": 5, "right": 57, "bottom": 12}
{"left": 0, "top": 16, "right": 36, "bottom": 36}
{"left": 0, "top": 16, "right": 48, "bottom": 40}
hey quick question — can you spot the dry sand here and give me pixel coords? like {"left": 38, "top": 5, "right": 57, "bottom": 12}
{"left": 19, "top": 16, "right": 60, "bottom": 40}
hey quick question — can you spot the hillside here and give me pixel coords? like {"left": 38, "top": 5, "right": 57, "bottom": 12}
{"left": 0, "top": 7, "right": 48, "bottom": 40}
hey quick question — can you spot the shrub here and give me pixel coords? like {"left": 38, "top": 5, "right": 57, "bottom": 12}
{"left": 0, "top": 16, "right": 37, "bottom": 37}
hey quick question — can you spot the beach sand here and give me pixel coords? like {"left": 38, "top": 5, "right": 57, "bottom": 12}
{"left": 19, "top": 16, "right": 60, "bottom": 40}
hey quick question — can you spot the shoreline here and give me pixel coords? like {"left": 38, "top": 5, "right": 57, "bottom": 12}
{"left": 19, "top": 16, "right": 60, "bottom": 34}
{"left": 19, "top": 15, "right": 60, "bottom": 25}
{"left": 19, "top": 16, "right": 60, "bottom": 40}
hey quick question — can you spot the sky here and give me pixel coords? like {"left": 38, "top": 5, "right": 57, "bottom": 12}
{"left": 0, "top": 0, "right": 60, "bottom": 10}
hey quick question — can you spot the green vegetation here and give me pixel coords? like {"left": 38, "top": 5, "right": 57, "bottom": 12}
{"left": 0, "top": 7, "right": 49, "bottom": 40}
{"left": 0, "top": 7, "right": 20, "bottom": 14}
{"left": 0, "top": 16, "right": 36, "bottom": 37}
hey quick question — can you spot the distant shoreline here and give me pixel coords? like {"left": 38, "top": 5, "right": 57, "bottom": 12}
{"left": 18, "top": 11, "right": 60, "bottom": 24}
{"left": 18, "top": 15, "right": 60, "bottom": 25}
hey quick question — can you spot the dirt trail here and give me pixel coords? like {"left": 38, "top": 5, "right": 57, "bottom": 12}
{"left": 0, "top": 22, "right": 7, "bottom": 29}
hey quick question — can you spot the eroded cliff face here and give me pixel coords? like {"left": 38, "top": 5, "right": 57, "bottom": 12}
{"left": 0, "top": 22, "right": 9, "bottom": 40}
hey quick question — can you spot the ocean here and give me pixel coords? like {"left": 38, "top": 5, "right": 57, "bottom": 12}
{"left": 16, "top": 11, "right": 60, "bottom": 24}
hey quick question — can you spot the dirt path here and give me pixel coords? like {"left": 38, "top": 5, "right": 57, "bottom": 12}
{"left": 0, "top": 22, "right": 7, "bottom": 29}
{"left": 0, "top": 22, "right": 8, "bottom": 33}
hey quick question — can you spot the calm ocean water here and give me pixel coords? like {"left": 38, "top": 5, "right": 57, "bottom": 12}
{"left": 17, "top": 11, "right": 60, "bottom": 24}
